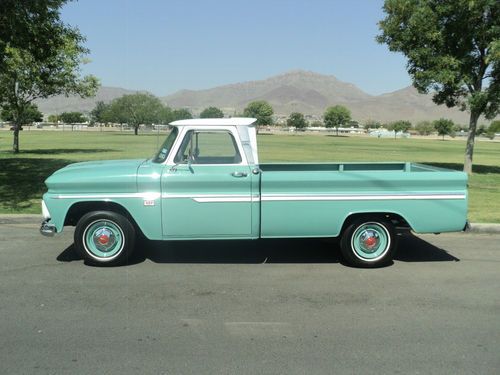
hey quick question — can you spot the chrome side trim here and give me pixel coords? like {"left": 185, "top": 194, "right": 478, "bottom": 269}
{"left": 161, "top": 194, "right": 259, "bottom": 203}
{"left": 53, "top": 192, "right": 465, "bottom": 202}
{"left": 53, "top": 192, "right": 161, "bottom": 200}
{"left": 193, "top": 197, "right": 257, "bottom": 203}
{"left": 261, "top": 193, "right": 466, "bottom": 201}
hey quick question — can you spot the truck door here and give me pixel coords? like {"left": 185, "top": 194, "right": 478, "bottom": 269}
{"left": 161, "top": 129, "right": 254, "bottom": 238}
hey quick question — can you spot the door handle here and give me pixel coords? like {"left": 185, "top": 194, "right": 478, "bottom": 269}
{"left": 231, "top": 171, "right": 248, "bottom": 178}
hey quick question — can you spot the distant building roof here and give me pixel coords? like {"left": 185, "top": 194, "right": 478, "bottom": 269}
{"left": 170, "top": 117, "right": 257, "bottom": 126}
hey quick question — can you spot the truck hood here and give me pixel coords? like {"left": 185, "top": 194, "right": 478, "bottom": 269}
{"left": 45, "top": 159, "right": 147, "bottom": 194}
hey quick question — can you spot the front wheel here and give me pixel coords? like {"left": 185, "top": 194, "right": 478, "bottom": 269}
{"left": 340, "top": 217, "right": 397, "bottom": 268}
{"left": 74, "top": 211, "right": 135, "bottom": 266}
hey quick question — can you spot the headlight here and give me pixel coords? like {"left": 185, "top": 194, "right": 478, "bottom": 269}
{"left": 42, "top": 200, "right": 51, "bottom": 219}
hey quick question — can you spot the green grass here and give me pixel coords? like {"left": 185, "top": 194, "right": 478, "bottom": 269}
{"left": 1, "top": 130, "right": 499, "bottom": 223}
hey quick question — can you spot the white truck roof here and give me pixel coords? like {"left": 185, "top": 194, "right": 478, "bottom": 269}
{"left": 169, "top": 117, "right": 257, "bottom": 127}
{"left": 168, "top": 117, "right": 259, "bottom": 165}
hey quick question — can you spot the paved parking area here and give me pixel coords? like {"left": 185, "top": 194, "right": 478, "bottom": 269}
{"left": 1, "top": 222, "right": 499, "bottom": 374}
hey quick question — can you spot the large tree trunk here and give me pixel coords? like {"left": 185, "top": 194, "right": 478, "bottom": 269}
{"left": 12, "top": 125, "right": 20, "bottom": 153}
{"left": 463, "top": 111, "right": 480, "bottom": 174}
{"left": 134, "top": 125, "right": 138, "bottom": 135}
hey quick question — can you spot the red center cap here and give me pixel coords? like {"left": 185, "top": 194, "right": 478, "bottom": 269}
{"left": 98, "top": 234, "right": 109, "bottom": 245}
{"left": 364, "top": 237, "right": 377, "bottom": 248}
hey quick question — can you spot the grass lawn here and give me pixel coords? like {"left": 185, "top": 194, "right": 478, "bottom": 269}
{"left": 1, "top": 130, "right": 499, "bottom": 223}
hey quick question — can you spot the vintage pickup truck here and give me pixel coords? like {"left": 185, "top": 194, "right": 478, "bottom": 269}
{"left": 41, "top": 118, "right": 468, "bottom": 267}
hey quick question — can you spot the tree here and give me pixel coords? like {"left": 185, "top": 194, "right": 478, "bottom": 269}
{"left": 415, "top": 121, "right": 434, "bottom": 136}
{"left": 287, "top": 112, "right": 308, "bottom": 131}
{"left": 486, "top": 120, "right": 500, "bottom": 139}
{"left": 364, "top": 119, "right": 382, "bottom": 131}
{"left": 106, "top": 93, "right": 164, "bottom": 135}
{"left": 48, "top": 114, "right": 60, "bottom": 123}
{"left": 323, "top": 105, "right": 351, "bottom": 136}
{"left": 171, "top": 108, "right": 193, "bottom": 121}
{"left": 387, "top": 120, "right": 411, "bottom": 139}
{"left": 310, "top": 120, "right": 324, "bottom": 127}
{"left": 200, "top": 106, "right": 224, "bottom": 118}
{"left": 0, "top": 0, "right": 70, "bottom": 75}
{"left": 377, "top": 0, "right": 500, "bottom": 173}
{"left": 90, "top": 101, "right": 109, "bottom": 124}
{"left": 0, "top": 3, "right": 99, "bottom": 153}
{"left": 59, "top": 111, "right": 86, "bottom": 131}
{"left": 433, "top": 118, "right": 455, "bottom": 140}
{"left": 1, "top": 103, "right": 43, "bottom": 128}
{"left": 243, "top": 101, "right": 274, "bottom": 126}
{"left": 159, "top": 106, "right": 174, "bottom": 124}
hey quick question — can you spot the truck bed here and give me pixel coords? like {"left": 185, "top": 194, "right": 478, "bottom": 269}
{"left": 259, "top": 162, "right": 468, "bottom": 238}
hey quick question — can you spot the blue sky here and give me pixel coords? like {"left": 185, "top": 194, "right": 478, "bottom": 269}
{"left": 61, "top": 0, "right": 411, "bottom": 96}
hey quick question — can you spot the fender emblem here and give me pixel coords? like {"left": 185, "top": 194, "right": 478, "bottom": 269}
{"left": 144, "top": 200, "right": 155, "bottom": 206}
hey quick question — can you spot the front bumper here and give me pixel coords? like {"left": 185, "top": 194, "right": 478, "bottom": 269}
{"left": 40, "top": 219, "right": 57, "bottom": 237}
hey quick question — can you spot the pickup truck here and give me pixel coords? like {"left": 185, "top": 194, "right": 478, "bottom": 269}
{"left": 40, "top": 118, "right": 468, "bottom": 267}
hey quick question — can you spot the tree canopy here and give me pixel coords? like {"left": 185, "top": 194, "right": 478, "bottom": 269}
{"left": 387, "top": 120, "right": 411, "bottom": 139}
{"left": 0, "top": 0, "right": 70, "bottom": 75}
{"left": 433, "top": 118, "right": 455, "bottom": 140}
{"left": 105, "top": 93, "right": 164, "bottom": 135}
{"left": 415, "top": 121, "right": 434, "bottom": 136}
{"left": 377, "top": 0, "right": 500, "bottom": 173}
{"left": 1, "top": 103, "right": 42, "bottom": 126}
{"left": 486, "top": 120, "right": 500, "bottom": 139}
{"left": 0, "top": 0, "right": 99, "bottom": 152}
{"left": 60, "top": 111, "right": 86, "bottom": 124}
{"left": 172, "top": 108, "right": 193, "bottom": 121}
{"left": 364, "top": 120, "right": 382, "bottom": 130}
{"left": 243, "top": 101, "right": 274, "bottom": 126}
{"left": 323, "top": 105, "right": 351, "bottom": 135}
{"left": 200, "top": 106, "right": 224, "bottom": 118}
{"left": 89, "top": 101, "right": 108, "bottom": 124}
{"left": 287, "top": 112, "right": 308, "bottom": 131}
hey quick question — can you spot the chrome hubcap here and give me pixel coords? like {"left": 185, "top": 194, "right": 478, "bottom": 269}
{"left": 360, "top": 230, "right": 379, "bottom": 252}
{"left": 92, "top": 227, "right": 116, "bottom": 252}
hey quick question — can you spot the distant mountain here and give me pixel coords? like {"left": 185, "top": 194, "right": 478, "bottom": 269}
{"left": 163, "top": 70, "right": 372, "bottom": 116}
{"left": 35, "top": 87, "right": 142, "bottom": 115}
{"left": 35, "top": 70, "right": 474, "bottom": 123}
{"left": 348, "top": 86, "right": 473, "bottom": 124}
{"left": 163, "top": 70, "right": 472, "bottom": 123}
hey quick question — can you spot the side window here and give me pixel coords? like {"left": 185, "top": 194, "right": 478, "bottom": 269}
{"left": 174, "top": 131, "right": 242, "bottom": 164}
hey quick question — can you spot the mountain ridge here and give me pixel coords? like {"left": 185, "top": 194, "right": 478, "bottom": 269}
{"left": 35, "top": 70, "right": 473, "bottom": 124}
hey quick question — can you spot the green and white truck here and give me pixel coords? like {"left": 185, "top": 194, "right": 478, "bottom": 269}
{"left": 41, "top": 118, "right": 468, "bottom": 267}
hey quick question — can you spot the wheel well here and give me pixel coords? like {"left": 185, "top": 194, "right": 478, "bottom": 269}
{"left": 65, "top": 201, "right": 139, "bottom": 231}
{"left": 341, "top": 212, "right": 411, "bottom": 233}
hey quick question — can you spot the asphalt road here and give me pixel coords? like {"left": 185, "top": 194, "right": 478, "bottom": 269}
{"left": 0, "top": 222, "right": 499, "bottom": 375}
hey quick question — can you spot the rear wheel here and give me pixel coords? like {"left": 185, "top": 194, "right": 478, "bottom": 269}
{"left": 340, "top": 217, "right": 396, "bottom": 268}
{"left": 74, "top": 211, "right": 135, "bottom": 266}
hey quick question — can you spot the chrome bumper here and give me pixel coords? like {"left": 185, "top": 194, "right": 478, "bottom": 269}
{"left": 40, "top": 219, "right": 57, "bottom": 237}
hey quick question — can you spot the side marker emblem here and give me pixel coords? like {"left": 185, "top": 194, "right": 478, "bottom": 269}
{"left": 144, "top": 200, "right": 155, "bottom": 206}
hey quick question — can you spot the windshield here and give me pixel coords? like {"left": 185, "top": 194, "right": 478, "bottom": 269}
{"left": 152, "top": 127, "right": 178, "bottom": 163}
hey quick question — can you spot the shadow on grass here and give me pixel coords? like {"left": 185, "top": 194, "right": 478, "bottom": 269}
{"left": 57, "top": 233, "right": 459, "bottom": 266}
{"left": 0, "top": 158, "right": 72, "bottom": 210}
{"left": 427, "top": 162, "right": 500, "bottom": 174}
{"left": 21, "top": 148, "right": 116, "bottom": 155}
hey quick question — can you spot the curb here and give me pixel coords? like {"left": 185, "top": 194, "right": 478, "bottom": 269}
{"left": 467, "top": 223, "right": 500, "bottom": 234}
{"left": 1, "top": 214, "right": 499, "bottom": 234}
{"left": 0, "top": 214, "right": 41, "bottom": 225}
